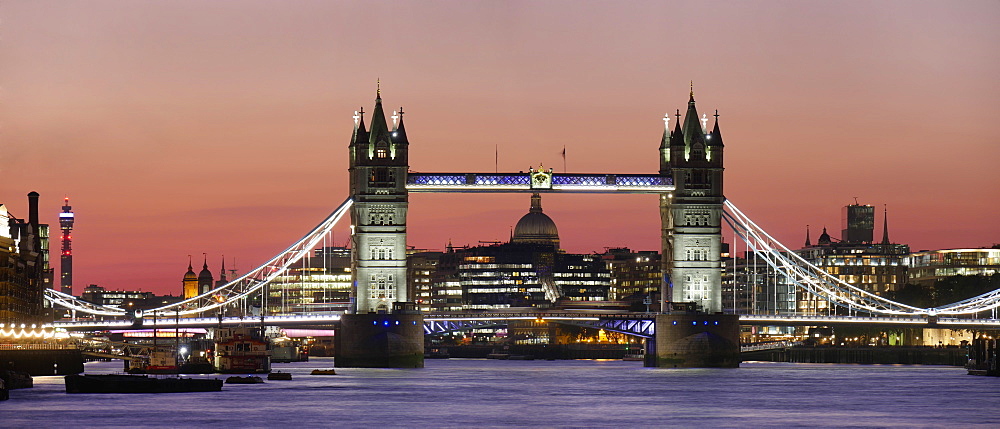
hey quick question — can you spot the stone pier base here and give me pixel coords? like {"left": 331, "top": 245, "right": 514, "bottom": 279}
{"left": 645, "top": 313, "right": 740, "bottom": 368}
{"left": 334, "top": 313, "right": 424, "bottom": 368}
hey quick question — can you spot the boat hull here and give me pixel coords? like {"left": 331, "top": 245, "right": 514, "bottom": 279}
{"left": 65, "top": 374, "right": 222, "bottom": 393}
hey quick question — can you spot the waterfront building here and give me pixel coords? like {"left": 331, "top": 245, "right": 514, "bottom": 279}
{"left": 415, "top": 194, "right": 613, "bottom": 311}
{"left": 80, "top": 284, "right": 182, "bottom": 311}
{"left": 907, "top": 247, "right": 1000, "bottom": 286}
{"left": 599, "top": 248, "right": 661, "bottom": 305}
{"left": 0, "top": 192, "right": 52, "bottom": 324}
{"left": 797, "top": 206, "right": 909, "bottom": 306}
{"left": 266, "top": 246, "right": 352, "bottom": 316}
{"left": 427, "top": 246, "right": 464, "bottom": 312}
{"left": 407, "top": 250, "right": 442, "bottom": 313}
{"left": 555, "top": 253, "right": 612, "bottom": 304}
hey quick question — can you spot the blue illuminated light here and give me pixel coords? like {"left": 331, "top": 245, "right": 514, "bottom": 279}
{"left": 714, "top": 321, "right": 719, "bottom": 325}
{"left": 395, "top": 321, "right": 400, "bottom": 325}
{"left": 372, "top": 321, "right": 377, "bottom": 325}
{"left": 692, "top": 321, "right": 697, "bottom": 325}
{"left": 672, "top": 321, "right": 677, "bottom": 325}
{"left": 383, "top": 321, "right": 390, "bottom": 326}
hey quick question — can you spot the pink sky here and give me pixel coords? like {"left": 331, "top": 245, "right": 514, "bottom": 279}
{"left": 2, "top": 1, "right": 998, "bottom": 296}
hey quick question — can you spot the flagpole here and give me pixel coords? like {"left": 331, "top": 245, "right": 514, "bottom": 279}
{"left": 562, "top": 145, "right": 567, "bottom": 173}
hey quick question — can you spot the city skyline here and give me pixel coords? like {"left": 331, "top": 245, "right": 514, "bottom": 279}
{"left": 3, "top": 1, "right": 998, "bottom": 295}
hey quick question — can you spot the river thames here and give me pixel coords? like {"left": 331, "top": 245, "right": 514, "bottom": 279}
{"left": 4, "top": 358, "right": 999, "bottom": 427}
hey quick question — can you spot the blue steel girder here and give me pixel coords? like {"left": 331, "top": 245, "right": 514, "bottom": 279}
{"left": 424, "top": 319, "right": 508, "bottom": 335}
{"left": 406, "top": 173, "right": 672, "bottom": 193}
{"left": 556, "top": 318, "right": 655, "bottom": 338}
{"left": 422, "top": 313, "right": 656, "bottom": 338}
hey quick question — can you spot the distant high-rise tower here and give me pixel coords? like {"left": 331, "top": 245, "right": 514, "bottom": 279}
{"left": 842, "top": 203, "right": 874, "bottom": 244}
{"left": 59, "top": 198, "right": 75, "bottom": 295}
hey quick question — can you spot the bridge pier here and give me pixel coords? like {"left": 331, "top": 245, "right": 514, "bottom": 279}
{"left": 334, "top": 311, "right": 424, "bottom": 368}
{"left": 645, "top": 313, "right": 740, "bottom": 368}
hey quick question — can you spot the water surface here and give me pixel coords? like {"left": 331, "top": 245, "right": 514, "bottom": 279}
{"left": 4, "top": 358, "right": 998, "bottom": 427}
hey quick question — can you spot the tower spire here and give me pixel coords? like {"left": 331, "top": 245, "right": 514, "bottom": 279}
{"left": 805, "top": 225, "right": 811, "bottom": 247}
{"left": 219, "top": 255, "right": 227, "bottom": 282}
{"left": 881, "top": 205, "right": 891, "bottom": 245}
{"left": 188, "top": 255, "right": 193, "bottom": 271}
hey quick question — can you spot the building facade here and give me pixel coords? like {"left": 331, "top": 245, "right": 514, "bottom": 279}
{"left": 267, "top": 246, "right": 352, "bottom": 316}
{"left": 907, "top": 248, "right": 1000, "bottom": 286}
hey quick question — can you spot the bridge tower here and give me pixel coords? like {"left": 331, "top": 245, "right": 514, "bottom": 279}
{"left": 660, "top": 87, "right": 725, "bottom": 313}
{"left": 340, "top": 87, "right": 423, "bottom": 368}
{"left": 348, "top": 87, "right": 411, "bottom": 314}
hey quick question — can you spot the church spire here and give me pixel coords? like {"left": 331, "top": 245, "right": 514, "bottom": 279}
{"left": 881, "top": 206, "right": 891, "bottom": 245}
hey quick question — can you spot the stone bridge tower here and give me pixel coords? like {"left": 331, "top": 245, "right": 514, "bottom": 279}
{"left": 348, "top": 88, "right": 410, "bottom": 314}
{"left": 660, "top": 88, "right": 725, "bottom": 313}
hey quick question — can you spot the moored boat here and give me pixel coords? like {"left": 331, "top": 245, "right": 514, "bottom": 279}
{"left": 64, "top": 374, "right": 222, "bottom": 393}
{"left": 225, "top": 375, "right": 264, "bottom": 384}
{"left": 267, "top": 372, "right": 292, "bottom": 380}
{"left": 215, "top": 327, "right": 271, "bottom": 374}
{"left": 425, "top": 347, "right": 451, "bottom": 359}
{"left": 310, "top": 369, "right": 337, "bottom": 375}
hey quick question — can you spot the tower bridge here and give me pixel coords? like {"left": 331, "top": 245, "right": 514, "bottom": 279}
{"left": 43, "top": 86, "right": 1000, "bottom": 368}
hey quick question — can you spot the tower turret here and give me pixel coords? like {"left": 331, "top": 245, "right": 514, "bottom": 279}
{"left": 707, "top": 110, "right": 724, "bottom": 166}
{"left": 198, "top": 254, "right": 214, "bottom": 295}
{"left": 182, "top": 256, "right": 199, "bottom": 298}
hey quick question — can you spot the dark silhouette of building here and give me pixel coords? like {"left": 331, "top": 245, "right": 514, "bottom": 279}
{"left": 842, "top": 203, "right": 875, "bottom": 244}
{"left": 0, "top": 192, "right": 53, "bottom": 324}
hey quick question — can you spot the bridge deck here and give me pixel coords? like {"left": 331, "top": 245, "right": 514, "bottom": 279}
{"left": 406, "top": 173, "right": 673, "bottom": 193}
{"left": 47, "top": 312, "right": 1000, "bottom": 331}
